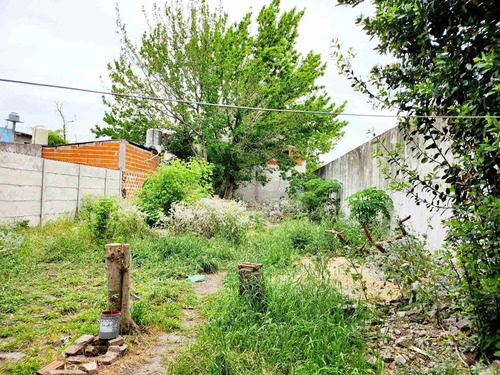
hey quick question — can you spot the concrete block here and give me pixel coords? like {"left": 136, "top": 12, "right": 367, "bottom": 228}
{"left": 0, "top": 200, "right": 41, "bottom": 218}
{"left": 66, "top": 355, "right": 86, "bottom": 364}
{"left": 79, "top": 176, "right": 105, "bottom": 189}
{"left": 47, "top": 370, "right": 86, "bottom": 375}
{"left": 74, "top": 335, "right": 94, "bottom": 345}
{"left": 100, "top": 351, "right": 119, "bottom": 365}
{"left": 43, "top": 200, "right": 77, "bottom": 215}
{"left": 44, "top": 187, "right": 78, "bottom": 202}
{"left": 0, "top": 185, "right": 41, "bottom": 201}
{"left": 107, "top": 336, "right": 124, "bottom": 346}
{"left": 108, "top": 344, "right": 127, "bottom": 356}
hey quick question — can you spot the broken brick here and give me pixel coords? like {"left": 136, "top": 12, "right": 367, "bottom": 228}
{"left": 74, "top": 335, "right": 94, "bottom": 345}
{"left": 84, "top": 346, "right": 98, "bottom": 357}
{"left": 80, "top": 362, "right": 98, "bottom": 375}
{"left": 37, "top": 360, "right": 65, "bottom": 375}
{"left": 65, "top": 343, "right": 85, "bottom": 357}
{"left": 66, "top": 355, "right": 86, "bottom": 364}
{"left": 108, "top": 336, "right": 124, "bottom": 346}
{"left": 100, "top": 351, "right": 119, "bottom": 365}
{"left": 108, "top": 344, "right": 127, "bottom": 356}
{"left": 47, "top": 370, "right": 86, "bottom": 375}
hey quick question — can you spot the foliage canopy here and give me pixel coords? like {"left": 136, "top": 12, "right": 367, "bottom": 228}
{"left": 95, "top": 0, "right": 346, "bottom": 198}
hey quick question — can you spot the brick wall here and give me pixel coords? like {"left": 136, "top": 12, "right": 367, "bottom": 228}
{"left": 121, "top": 171, "right": 149, "bottom": 199}
{"left": 124, "top": 144, "right": 159, "bottom": 173}
{"left": 42, "top": 141, "right": 120, "bottom": 170}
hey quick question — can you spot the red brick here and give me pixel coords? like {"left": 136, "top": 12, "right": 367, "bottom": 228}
{"left": 37, "top": 360, "right": 65, "bottom": 375}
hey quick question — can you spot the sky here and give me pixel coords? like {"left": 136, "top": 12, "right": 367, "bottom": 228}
{"left": 0, "top": 0, "right": 396, "bottom": 163}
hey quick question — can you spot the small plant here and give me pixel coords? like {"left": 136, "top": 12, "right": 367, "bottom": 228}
{"left": 347, "top": 187, "right": 393, "bottom": 228}
{"left": 80, "top": 195, "right": 147, "bottom": 242}
{"left": 168, "top": 198, "right": 251, "bottom": 242}
{"left": 138, "top": 158, "right": 213, "bottom": 225}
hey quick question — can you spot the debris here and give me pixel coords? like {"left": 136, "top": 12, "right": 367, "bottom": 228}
{"left": 46, "top": 370, "right": 86, "bottom": 375}
{"left": 60, "top": 336, "right": 71, "bottom": 344}
{"left": 80, "top": 362, "right": 98, "bottom": 375}
{"left": 409, "top": 345, "right": 432, "bottom": 358}
{"left": 394, "top": 354, "right": 408, "bottom": 366}
{"left": 37, "top": 360, "right": 65, "bottom": 375}
{"left": 492, "top": 360, "right": 500, "bottom": 369}
{"left": 187, "top": 275, "right": 205, "bottom": 283}
{"left": 456, "top": 317, "right": 470, "bottom": 331}
{"left": 0, "top": 352, "right": 25, "bottom": 361}
{"left": 67, "top": 355, "right": 86, "bottom": 364}
{"left": 395, "top": 336, "right": 411, "bottom": 348}
{"left": 48, "top": 274, "right": 59, "bottom": 277}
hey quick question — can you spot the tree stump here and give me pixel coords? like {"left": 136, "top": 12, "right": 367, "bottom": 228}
{"left": 238, "top": 263, "right": 264, "bottom": 310}
{"left": 120, "top": 244, "right": 136, "bottom": 333}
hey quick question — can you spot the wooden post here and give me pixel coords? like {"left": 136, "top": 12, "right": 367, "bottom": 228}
{"left": 105, "top": 243, "right": 123, "bottom": 312}
{"left": 120, "top": 244, "right": 136, "bottom": 333}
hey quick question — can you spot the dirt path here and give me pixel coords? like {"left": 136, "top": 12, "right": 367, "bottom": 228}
{"left": 101, "top": 271, "right": 226, "bottom": 375}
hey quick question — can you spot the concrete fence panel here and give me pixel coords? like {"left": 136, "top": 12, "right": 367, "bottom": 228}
{"left": 0, "top": 151, "right": 122, "bottom": 226}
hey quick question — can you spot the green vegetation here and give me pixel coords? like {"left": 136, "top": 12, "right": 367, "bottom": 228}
{"left": 47, "top": 130, "right": 67, "bottom": 145}
{"left": 138, "top": 158, "right": 213, "bottom": 225}
{"left": 336, "top": 0, "right": 500, "bottom": 351}
{"left": 171, "top": 271, "right": 370, "bottom": 374}
{"left": 347, "top": 187, "right": 393, "bottom": 229}
{"left": 96, "top": 0, "right": 346, "bottom": 198}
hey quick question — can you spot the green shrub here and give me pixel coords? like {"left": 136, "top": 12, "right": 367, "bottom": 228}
{"left": 138, "top": 158, "right": 213, "bottom": 225}
{"left": 169, "top": 198, "right": 251, "bottom": 242}
{"left": 79, "top": 195, "right": 148, "bottom": 242}
{"left": 288, "top": 172, "right": 341, "bottom": 219}
{"left": 347, "top": 187, "right": 393, "bottom": 228}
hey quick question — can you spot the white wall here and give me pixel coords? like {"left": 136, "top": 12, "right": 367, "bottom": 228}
{"left": 316, "top": 125, "right": 450, "bottom": 251}
{"left": 0, "top": 151, "right": 121, "bottom": 225}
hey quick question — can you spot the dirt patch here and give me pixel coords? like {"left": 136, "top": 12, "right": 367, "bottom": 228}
{"left": 296, "top": 257, "right": 401, "bottom": 303}
{"left": 100, "top": 271, "right": 226, "bottom": 375}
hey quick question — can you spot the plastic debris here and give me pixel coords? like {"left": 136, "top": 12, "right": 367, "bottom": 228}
{"left": 187, "top": 275, "right": 205, "bottom": 283}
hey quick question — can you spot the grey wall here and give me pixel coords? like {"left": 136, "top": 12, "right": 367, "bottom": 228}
{"left": 0, "top": 151, "right": 121, "bottom": 226}
{"left": 316, "top": 125, "right": 449, "bottom": 250}
{"left": 0, "top": 141, "right": 42, "bottom": 157}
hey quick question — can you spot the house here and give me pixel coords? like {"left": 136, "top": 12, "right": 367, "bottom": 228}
{"left": 0, "top": 128, "right": 32, "bottom": 143}
{"left": 42, "top": 139, "right": 159, "bottom": 198}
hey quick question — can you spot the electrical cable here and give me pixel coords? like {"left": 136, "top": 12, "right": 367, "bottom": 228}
{"left": 1, "top": 78, "right": 499, "bottom": 119}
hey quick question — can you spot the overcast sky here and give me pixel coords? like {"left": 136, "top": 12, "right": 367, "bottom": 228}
{"left": 0, "top": 0, "right": 395, "bottom": 163}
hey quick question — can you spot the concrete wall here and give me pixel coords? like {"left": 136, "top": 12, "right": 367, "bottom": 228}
{"left": 237, "top": 162, "right": 306, "bottom": 202}
{"left": 0, "top": 141, "right": 42, "bottom": 157}
{"left": 316, "top": 125, "right": 450, "bottom": 250}
{"left": 0, "top": 151, "right": 121, "bottom": 226}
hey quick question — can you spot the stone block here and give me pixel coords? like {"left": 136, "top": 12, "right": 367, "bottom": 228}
{"left": 37, "top": 360, "right": 65, "bottom": 375}
{"left": 47, "top": 370, "right": 86, "bottom": 375}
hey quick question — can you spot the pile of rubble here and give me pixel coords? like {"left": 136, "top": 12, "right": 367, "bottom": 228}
{"left": 37, "top": 334, "right": 127, "bottom": 375}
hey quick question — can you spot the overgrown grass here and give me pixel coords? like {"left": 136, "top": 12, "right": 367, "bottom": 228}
{"left": 170, "top": 267, "right": 372, "bottom": 374}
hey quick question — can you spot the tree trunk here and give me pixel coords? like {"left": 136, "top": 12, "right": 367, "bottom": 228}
{"left": 105, "top": 243, "right": 123, "bottom": 312}
{"left": 223, "top": 170, "right": 235, "bottom": 200}
{"left": 120, "top": 244, "right": 136, "bottom": 333}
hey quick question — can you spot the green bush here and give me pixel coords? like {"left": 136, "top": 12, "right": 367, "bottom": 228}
{"left": 347, "top": 187, "right": 393, "bottom": 228}
{"left": 288, "top": 172, "right": 341, "bottom": 219}
{"left": 138, "top": 158, "right": 213, "bottom": 225}
{"left": 79, "top": 195, "right": 148, "bottom": 242}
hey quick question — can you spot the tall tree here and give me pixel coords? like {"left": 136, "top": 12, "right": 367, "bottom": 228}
{"left": 95, "top": 0, "right": 346, "bottom": 198}
{"left": 335, "top": 0, "right": 500, "bottom": 351}
{"left": 55, "top": 102, "right": 76, "bottom": 142}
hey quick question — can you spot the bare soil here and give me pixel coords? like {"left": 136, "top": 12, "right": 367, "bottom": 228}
{"left": 100, "top": 271, "right": 226, "bottom": 375}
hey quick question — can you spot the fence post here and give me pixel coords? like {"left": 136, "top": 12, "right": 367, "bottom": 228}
{"left": 104, "top": 168, "right": 108, "bottom": 195}
{"left": 39, "top": 159, "right": 46, "bottom": 226}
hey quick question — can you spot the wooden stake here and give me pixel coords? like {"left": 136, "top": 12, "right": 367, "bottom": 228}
{"left": 120, "top": 244, "right": 136, "bottom": 333}
{"left": 105, "top": 243, "right": 123, "bottom": 311}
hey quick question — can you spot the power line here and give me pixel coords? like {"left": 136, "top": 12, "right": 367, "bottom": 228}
{"left": 1, "top": 78, "right": 499, "bottom": 120}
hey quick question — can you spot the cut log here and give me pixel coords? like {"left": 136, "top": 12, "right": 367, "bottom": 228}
{"left": 105, "top": 243, "right": 123, "bottom": 311}
{"left": 120, "top": 244, "right": 136, "bottom": 333}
